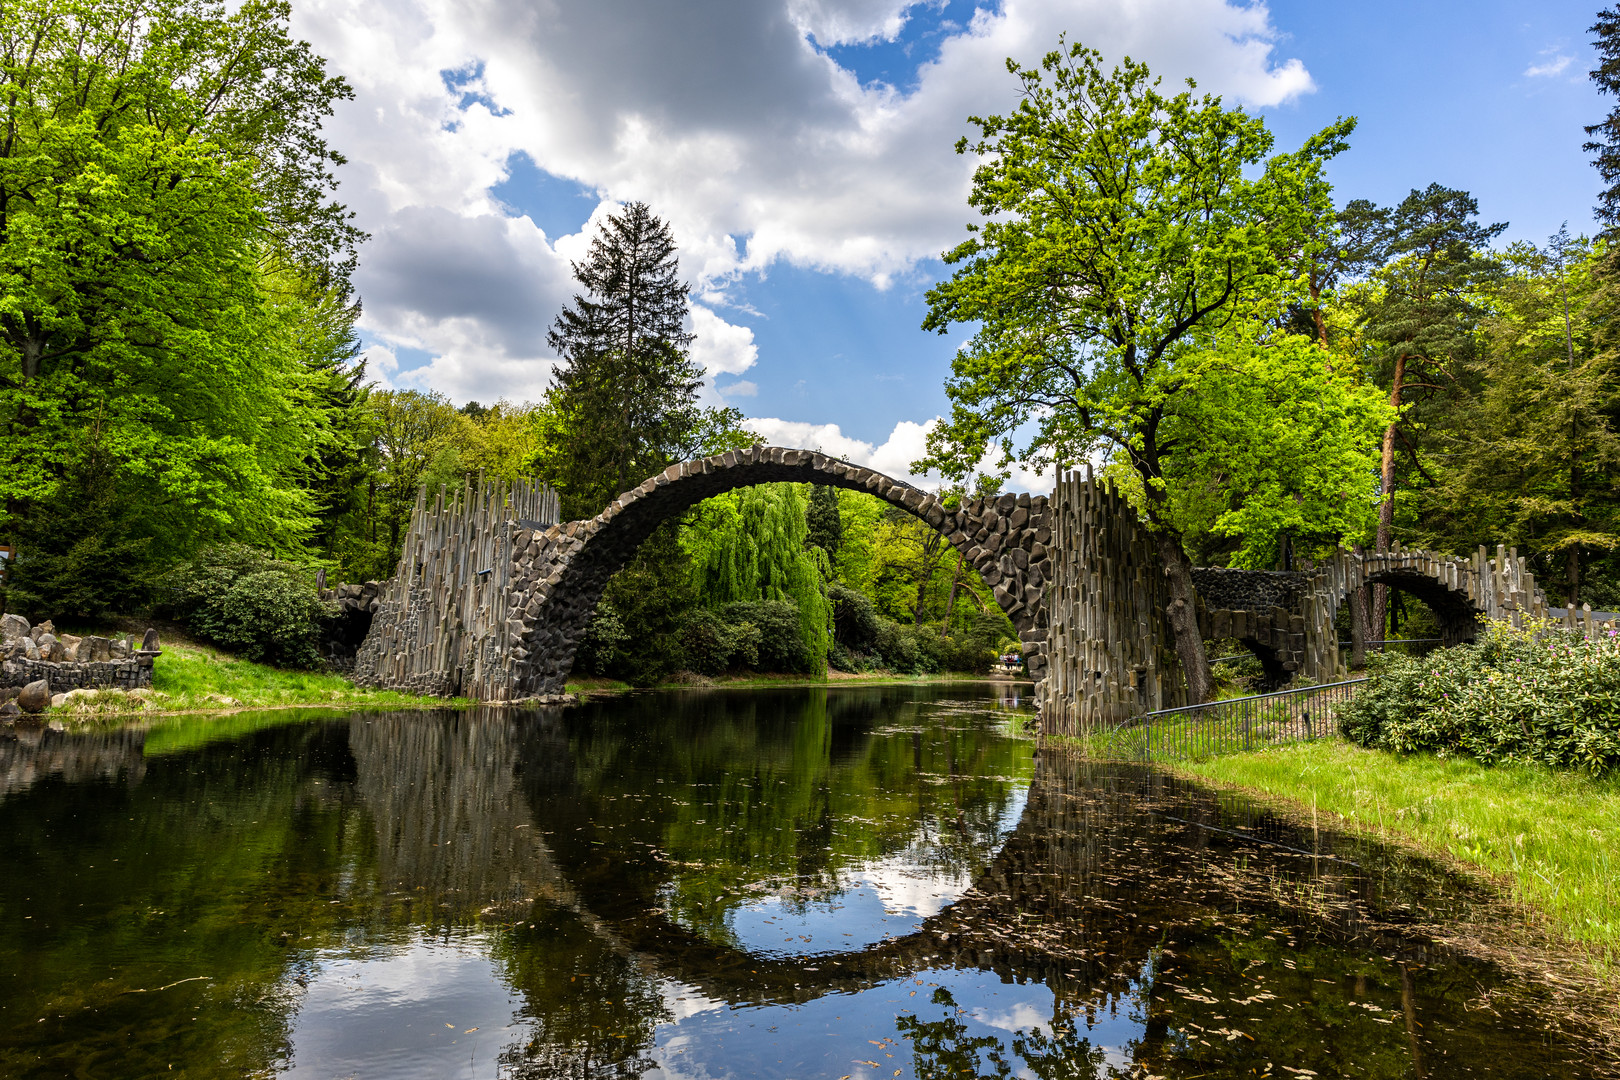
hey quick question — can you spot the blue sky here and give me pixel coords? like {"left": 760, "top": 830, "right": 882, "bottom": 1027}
{"left": 297, "top": 0, "right": 1609, "bottom": 485}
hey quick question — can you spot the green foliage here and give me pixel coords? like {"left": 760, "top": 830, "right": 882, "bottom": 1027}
{"left": 805, "top": 484, "right": 841, "bottom": 556}
{"left": 1587, "top": 6, "right": 1620, "bottom": 239}
{"left": 1406, "top": 234, "right": 1620, "bottom": 603}
{"left": 677, "top": 607, "right": 760, "bottom": 675}
{"left": 530, "top": 201, "right": 704, "bottom": 519}
{"left": 596, "top": 523, "right": 695, "bottom": 686}
{"left": 829, "top": 582, "right": 880, "bottom": 652}
{"left": 719, "top": 600, "right": 811, "bottom": 673}
{"left": 1340, "top": 622, "right": 1620, "bottom": 776}
{"left": 4, "top": 439, "right": 156, "bottom": 621}
{"left": 1139, "top": 323, "right": 1392, "bottom": 567}
{"left": 160, "top": 544, "right": 333, "bottom": 668}
{"left": 919, "top": 39, "right": 1352, "bottom": 495}
{"left": 572, "top": 599, "right": 629, "bottom": 677}
{"left": 683, "top": 483, "right": 832, "bottom": 669}
{"left": 0, "top": 0, "right": 363, "bottom": 586}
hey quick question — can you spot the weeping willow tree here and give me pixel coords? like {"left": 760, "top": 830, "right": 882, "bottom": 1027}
{"left": 682, "top": 484, "right": 833, "bottom": 668}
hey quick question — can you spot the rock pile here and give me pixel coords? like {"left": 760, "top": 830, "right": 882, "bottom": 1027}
{"left": 316, "top": 579, "right": 383, "bottom": 665}
{"left": 1, "top": 615, "right": 161, "bottom": 713}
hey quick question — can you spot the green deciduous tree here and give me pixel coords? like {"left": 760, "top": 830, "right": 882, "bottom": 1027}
{"left": 683, "top": 483, "right": 832, "bottom": 669}
{"left": 918, "top": 39, "right": 1355, "bottom": 702}
{"left": 0, "top": 0, "right": 361, "bottom": 615}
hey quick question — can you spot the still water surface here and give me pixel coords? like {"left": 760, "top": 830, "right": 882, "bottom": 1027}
{"left": 0, "top": 683, "right": 1606, "bottom": 1077}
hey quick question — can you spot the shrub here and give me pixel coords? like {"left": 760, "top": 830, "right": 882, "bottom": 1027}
{"left": 680, "top": 607, "right": 761, "bottom": 675}
{"left": 160, "top": 545, "right": 333, "bottom": 669}
{"left": 721, "top": 600, "right": 812, "bottom": 673}
{"left": 830, "top": 583, "right": 880, "bottom": 652}
{"left": 1339, "top": 622, "right": 1620, "bottom": 776}
{"left": 574, "top": 600, "right": 629, "bottom": 677}
{"left": 873, "top": 619, "right": 922, "bottom": 673}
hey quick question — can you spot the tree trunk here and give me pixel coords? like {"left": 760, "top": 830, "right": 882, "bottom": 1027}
{"left": 1373, "top": 354, "right": 1407, "bottom": 648}
{"left": 912, "top": 530, "right": 945, "bottom": 626}
{"left": 1566, "top": 545, "right": 1581, "bottom": 608}
{"left": 940, "top": 554, "right": 965, "bottom": 638}
{"left": 1153, "top": 530, "right": 1214, "bottom": 705}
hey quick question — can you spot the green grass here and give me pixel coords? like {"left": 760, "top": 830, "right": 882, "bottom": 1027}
{"left": 50, "top": 641, "right": 465, "bottom": 717}
{"left": 564, "top": 670, "right": 1016, "bottom": 695}
{"left": 1173, "top": 739, "right": 1620, "bottom": 961}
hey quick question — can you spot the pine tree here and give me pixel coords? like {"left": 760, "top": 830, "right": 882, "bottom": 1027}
{"left": 1588, "top": 8, "right": 1620, "bottom": 238}
{"left": 540, "top": 202, "right": 703, "bottom": 518}
{"left": 1354, "top": 184, "right": 1504, "bottom": 635}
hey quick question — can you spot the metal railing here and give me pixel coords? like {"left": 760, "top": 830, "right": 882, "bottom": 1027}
{"left": 1079, "top": 678, "right": 1368, "bottom": 763}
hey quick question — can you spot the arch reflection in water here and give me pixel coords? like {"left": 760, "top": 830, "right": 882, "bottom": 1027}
{"left": 0, "top": 685, "right": 1608, "bottom": 1079}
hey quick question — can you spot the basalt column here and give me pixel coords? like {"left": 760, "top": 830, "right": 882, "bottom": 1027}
{"left": 1041, "top": 468, "right": 1184, "bottom": 735}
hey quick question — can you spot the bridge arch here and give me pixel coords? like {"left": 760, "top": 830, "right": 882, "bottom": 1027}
{"left": 506, "top": 446, "right": 1057, "bottom": 697}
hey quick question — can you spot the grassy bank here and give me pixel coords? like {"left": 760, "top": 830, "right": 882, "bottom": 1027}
{"left": 44, "top": 641, "right": 465, "bottom": 718}
{"left": 565, "top": 670, "right": 1022, "bottom": 696}
{"left": 1172, "top": 740, "right": 1620, "bottom": 963}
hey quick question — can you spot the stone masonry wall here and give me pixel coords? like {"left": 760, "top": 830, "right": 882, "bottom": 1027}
{"left": 357, "top": 447, "right": 1059, "bottom": 701}
{"left": 1, "top": 614, "right": 158, "bottom": 694}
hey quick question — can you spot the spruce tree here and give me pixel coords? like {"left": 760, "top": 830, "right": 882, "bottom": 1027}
{"left": 1588, "top": 8, "right": 1620, "bottom": 238}
{"left": 541, "top": 201, "right": 703, "bottom": 518}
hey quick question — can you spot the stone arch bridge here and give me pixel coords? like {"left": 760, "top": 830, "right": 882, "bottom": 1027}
{"left": 353, "top": 448, "right": 1555, "bottom": 733}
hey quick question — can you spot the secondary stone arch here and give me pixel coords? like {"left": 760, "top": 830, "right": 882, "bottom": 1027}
{"left": 506, "top": 446, "right": 1059, "bottom": 697}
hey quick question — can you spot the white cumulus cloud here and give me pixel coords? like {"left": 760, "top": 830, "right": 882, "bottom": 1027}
{"left": 689, "top": 305, "right": 760, "bottom": 377}
{"left": 1526, "top": 53, "right": 1573, "bottom": 78}
{"left": 290, "top": 0, "right": 1314, "bottom": 424}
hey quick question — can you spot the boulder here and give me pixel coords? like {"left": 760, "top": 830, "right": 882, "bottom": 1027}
{"left": 23, "top": 640, "right": 40, "bottom": 662}
{"left": 50, "top": 693, "right": 67, "bottom": 708}
{"left": 83, "top": 636, "right": 112, "bottom": 662}
{"left": 0, "top": 687, "right": 16, "bottom": 704}
{"left": 110, "top": 637, "right": 131, "bottom": 660}
{"left": 36, "top": 633, "right": 56, "bottom": 648}
{"left": 33, "top": 619, "right": 54, "bottom": 639}
{"left": 0, "top": 613, "right": 27, "bottom": 644}
{"left": 141, "top": 628, "right": 161, "bottom": 652}
{"left": 16, "top": 679, "right": 50, "bottom": 714}
{"left": 0, "top": 701, "right": 19, "bottom": 719}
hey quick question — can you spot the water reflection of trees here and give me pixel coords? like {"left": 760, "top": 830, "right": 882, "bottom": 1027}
{"left": 522, "top": 687, "right": 1034, "bottom": 944}
{"left": 0, "top": 719, "right": 367, "bottom": 1078}
{"left": 0, "top": 697, "right": 1604, "bottom": 1080}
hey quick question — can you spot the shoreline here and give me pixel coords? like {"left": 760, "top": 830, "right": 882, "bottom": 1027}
{"left": 3, "top": 666, "right": 1029, "bottom": 728}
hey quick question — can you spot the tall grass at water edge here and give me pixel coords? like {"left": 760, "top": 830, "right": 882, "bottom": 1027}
{"left": 1175, "top": 739, "right": 1620, "bottom": 965}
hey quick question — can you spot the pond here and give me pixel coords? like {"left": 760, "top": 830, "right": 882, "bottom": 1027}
{"left": 0, "top": 683, "right": 1608, "bottom": 1078}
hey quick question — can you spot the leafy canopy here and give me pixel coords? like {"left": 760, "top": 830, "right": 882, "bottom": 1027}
{"left": 0, "top": 0, "right": 362, "bottom": 607}
{"left": 919, "top": 39, "right": 1358, "bottom": 515}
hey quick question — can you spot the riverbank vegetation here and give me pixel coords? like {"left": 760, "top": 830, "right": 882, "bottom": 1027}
{"left": 1175, "top": 741, "right": 1620, "bottom": 967}
{"left": 1341, "top": 620, "right": 1620, "bottom": 775}
{"left": 43, "top": 640, "right": 459, "bottom": 718}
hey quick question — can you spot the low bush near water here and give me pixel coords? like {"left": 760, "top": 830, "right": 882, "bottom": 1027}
{"left": 1339, "top": 622, "right": 1620, "bottom": 775}
{"left": 159, "top": 545, "right": 335, "bottom": 669}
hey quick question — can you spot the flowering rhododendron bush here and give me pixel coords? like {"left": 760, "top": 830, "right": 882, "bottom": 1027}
{"left": 1339, "top": 621, "right": 1620, "bottom": 775}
